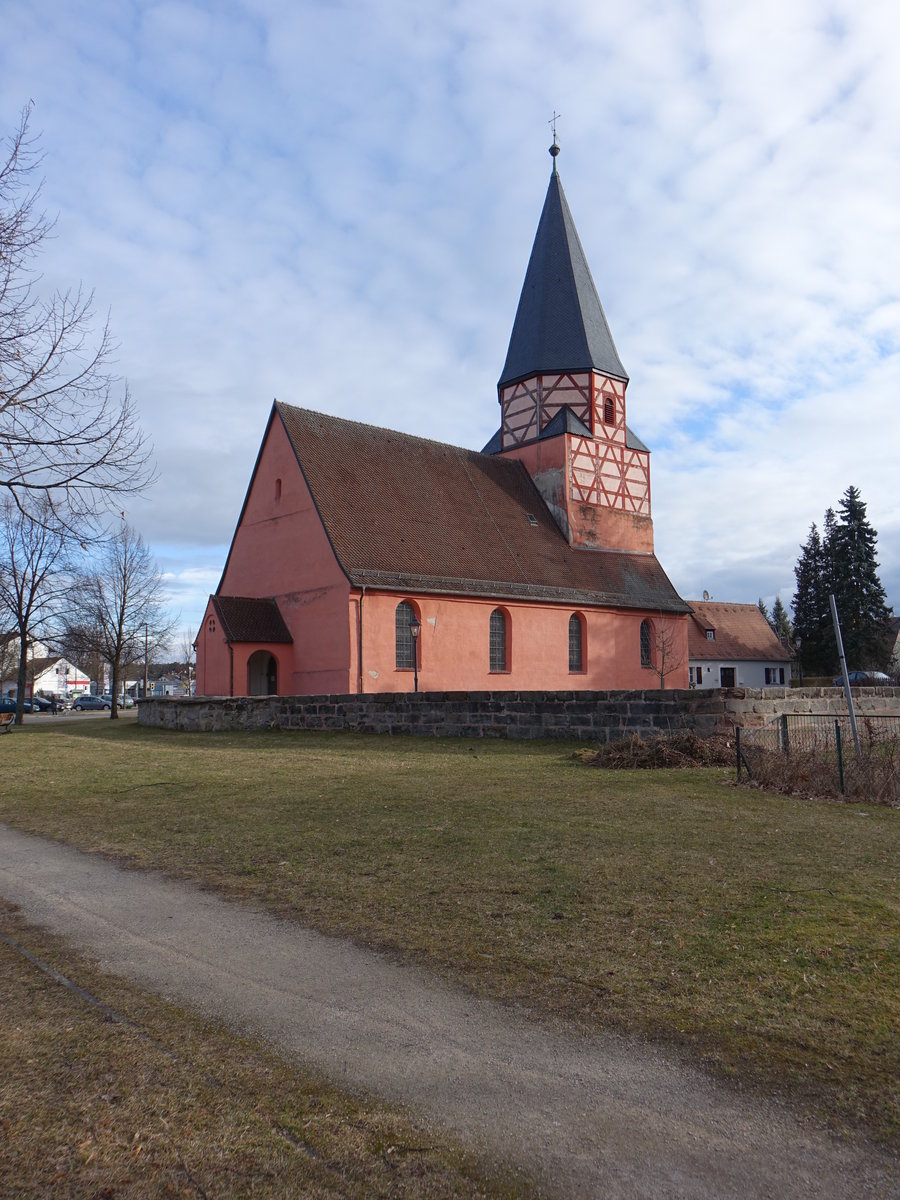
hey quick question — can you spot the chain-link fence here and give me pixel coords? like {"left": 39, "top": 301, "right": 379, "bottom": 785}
{"left": 736, "top": 713, "right": 900, "bottom": 805}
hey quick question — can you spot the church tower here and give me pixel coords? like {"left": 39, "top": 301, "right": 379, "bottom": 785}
{"left": 485, "top": 139, "right": 654, "bottom": 555}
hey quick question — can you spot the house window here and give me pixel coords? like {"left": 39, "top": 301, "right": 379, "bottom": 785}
{"left": 603, "top": 396, "right": 615, "bottom": 425}
{"left": 706, "top": 629, "right": 715, "bottom": 641}
{"left": 696, "top": 666, "right": 702, "bottom": 684}
{"left": 568, "top": 613, "right": 585, "bottom": 672}
{"left": 640, "top": 620, "right": 652, "bottom": 667}
{"left": 764, "top": 667, "right": 786, "bottom": 685}
{"left": 489, "top": 608, "right": 508, "bottom": 672}
{"left": 395, "top": 601, "right": 417, "bottom": 669}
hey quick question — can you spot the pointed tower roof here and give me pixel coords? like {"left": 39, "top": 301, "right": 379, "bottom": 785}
{"left": 499, "top": 150, "right": 628, "bottom": 388}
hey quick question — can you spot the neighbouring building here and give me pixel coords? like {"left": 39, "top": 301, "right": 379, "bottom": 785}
{"left": 687, "top": 602, "right": 792, "bottom": 689}
{"left": 196, "top": 141, "right": 690, "bottom": 697}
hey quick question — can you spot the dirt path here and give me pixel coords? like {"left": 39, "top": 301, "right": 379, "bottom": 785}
{"left": 1, "top": 824, "right": 896, "bottom": 1199}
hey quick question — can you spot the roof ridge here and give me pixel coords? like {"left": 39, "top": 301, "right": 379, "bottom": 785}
{"left": 276, "top": 400, "right": 494, "bottom": 459}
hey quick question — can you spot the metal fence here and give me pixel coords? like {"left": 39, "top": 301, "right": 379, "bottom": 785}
{"left": 736, "top": 713, "right": 900, "bottom": 802}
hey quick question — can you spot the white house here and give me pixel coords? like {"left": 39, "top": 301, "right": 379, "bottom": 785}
{"left": 687, "top": 602, "right": 792, "bottom": 689}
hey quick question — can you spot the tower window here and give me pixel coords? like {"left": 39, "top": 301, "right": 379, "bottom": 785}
{"left": 489, "top": 608, "right": 508, "bottom": 672}
{"left": 603, "top": 396, "right": 615, "bottom": 426}
{"left": 275, "top": 477, "right": 282, "bottom": 502}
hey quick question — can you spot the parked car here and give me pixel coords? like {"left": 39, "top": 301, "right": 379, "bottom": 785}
{"left": 833, "top": 670, "right": 893, "bottom": 686}
{"left": 100, "top": 693, "right": 135, "bottom": 708}
{"left": 72, "top": 694, "right": 111, "bottom": 711}
{"left": 30, "top": 695, "right": 52, "bottom": 712}
{"left": 0, "top": 697, "right": 34, "bottom": 713}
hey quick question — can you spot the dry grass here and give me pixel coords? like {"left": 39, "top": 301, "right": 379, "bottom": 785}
{"left": 739, "top": 720, "right": 900, "bottom": 806}
{"left": 2, "top": 721, "right": 899, "bottom": 1147}
{"left": 0, "top": 899, "right": 512, "bottom": 1198}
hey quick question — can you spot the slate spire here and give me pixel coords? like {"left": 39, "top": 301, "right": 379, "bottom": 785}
{"left": 499, "top": 147, "right": 628, "bottom": 388}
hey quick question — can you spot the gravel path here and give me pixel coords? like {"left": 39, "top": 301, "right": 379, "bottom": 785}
{"left": 1, "top": 824, "right": 896, "bottom": 1199}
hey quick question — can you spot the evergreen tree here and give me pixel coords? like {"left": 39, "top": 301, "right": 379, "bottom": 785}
{"left": 758, "top": 597, "right": 770, "bottom": 625}
{"left": 792, "top": 523, "right": 832, "bottom": 675}
{"left": 771, "top": 596, "right": 793, "bottom": 643}
{"left": 829, "top": 486, "right": 892, "bottom": 669}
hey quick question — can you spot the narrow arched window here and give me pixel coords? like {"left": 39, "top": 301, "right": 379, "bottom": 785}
{"left": 489, "top": 608, "right": 508, "bottom": 672}
{"left": 395, "top": 601, "right": 417, "bottom": 669}
{"left": 568, "top": 613, "right": 584, "bottom": 672}
{"left": 640, "top": 619, "right": 652, "bottom": 667}
{"left": 603, "top": 396, "right": 615, "bottom": 426}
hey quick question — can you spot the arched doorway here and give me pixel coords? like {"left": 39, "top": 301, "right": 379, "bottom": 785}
{"left": 247, "top": 650, "right": 278, "bottom": 696}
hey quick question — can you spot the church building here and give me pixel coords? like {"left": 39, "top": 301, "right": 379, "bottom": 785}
{"left": 195, "top": 142, "right": 690, "bottom": 697}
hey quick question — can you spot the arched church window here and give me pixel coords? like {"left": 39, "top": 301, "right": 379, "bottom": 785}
{"left": 640, "top": 620, "right": 652, "bottom": 667}
{"left": 489, "top": 609, "right": 508, "bottom": 672}
{"left": 603, "top": 396, "right": 615, "bottom": 426}
{"left": 568, "top": 613, "right": 585, "bottom": 672}
{"left": 395, "top": 601, "right": 418, "bottom": 669}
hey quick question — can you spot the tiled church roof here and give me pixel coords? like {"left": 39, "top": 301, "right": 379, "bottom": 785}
{"left": 212, "top": 595, "right": 293, "bottom": 644}
{"left": 277, "top": 403, "right": 688, "bottom": 614}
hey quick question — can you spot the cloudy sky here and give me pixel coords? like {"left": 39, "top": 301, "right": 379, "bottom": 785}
{"left": 2, "top": 0, "right": 899, "bottom": 643}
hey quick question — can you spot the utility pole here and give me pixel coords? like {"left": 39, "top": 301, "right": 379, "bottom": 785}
{"left": 143, "top": 623, "right": 149, "bottom": 699}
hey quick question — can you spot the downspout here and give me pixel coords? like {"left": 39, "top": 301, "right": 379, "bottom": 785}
{"left": 357, "top": 585, "right": 366, "bottom": 694}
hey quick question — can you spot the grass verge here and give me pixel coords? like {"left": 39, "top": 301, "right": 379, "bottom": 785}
{"left": 0, "top": 898, "right": 514, "bottom": 1198}
{"left": 2, "top": 722, "right": 898, "bottom": 1146}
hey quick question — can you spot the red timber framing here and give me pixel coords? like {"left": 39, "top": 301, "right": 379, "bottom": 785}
{"left": 500, "top": 370, "right": 650, "bottom": 517}
{"left": 500, "top": 372, "right": 592, "bottom": 448}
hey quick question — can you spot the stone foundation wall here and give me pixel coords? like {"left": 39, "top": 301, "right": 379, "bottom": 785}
{"left": 139, "top": 686, "right": 900, "bottom": 741}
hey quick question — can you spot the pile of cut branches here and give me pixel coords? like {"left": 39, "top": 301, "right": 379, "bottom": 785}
{"left": 576, "top": 731, "right": 733, "bottom": 770}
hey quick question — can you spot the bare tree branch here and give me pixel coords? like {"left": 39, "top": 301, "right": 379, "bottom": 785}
{"left": 0, "top": 105, "right": 155, "bottom": 532}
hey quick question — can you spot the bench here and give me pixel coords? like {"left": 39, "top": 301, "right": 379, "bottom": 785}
{"left": 0, "top": 712, "right": 14, "bottom": 733}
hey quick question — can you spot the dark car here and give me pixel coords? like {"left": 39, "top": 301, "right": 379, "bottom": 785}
{"left": 72, "top": 694, "right": 111, "bottom": 711}
{"left": 30, "top": 695, "right": 52, "bottom": 712}
{"left": 833, "top": 670, "right": 892, "bottom": 686}
{"left": 0, "top": 697, "right": 34, "bottom": 713}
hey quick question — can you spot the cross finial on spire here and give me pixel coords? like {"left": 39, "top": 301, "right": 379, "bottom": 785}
{"left": 548, "top": 111, "right": 561, "bottom": 172}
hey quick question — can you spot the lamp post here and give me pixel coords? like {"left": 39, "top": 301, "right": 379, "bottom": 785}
{"left": 409, "top": 615, "right": 421, "bottom": 693}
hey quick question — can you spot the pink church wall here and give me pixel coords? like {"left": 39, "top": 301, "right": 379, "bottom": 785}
{"left": 195, "top": 599, "right": 231, "bottom": 696}
{"left": 209, "top": 413, "right": 353, "bottom": 696}
{"left": 356, "top": 591, "right": 689, "bottom": 693}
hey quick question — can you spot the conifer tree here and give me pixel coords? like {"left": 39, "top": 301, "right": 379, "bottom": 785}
{"left": 792, "top": 523, "right": 831, "bottom": 675}
{"left": 771, "top": 596, "right": 793, "bottom": 643}
{"left": 829, "top": 486, "right": 892, "bottom": 669}
{"left": 758, "top": 597, "right": 770, "bottom": 625}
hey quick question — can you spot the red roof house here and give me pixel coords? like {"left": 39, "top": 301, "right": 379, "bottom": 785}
{"left": 196, "top": 144, "right": 690, "bottom": 697}
{"left": 687, "top": 602, "right": 793, "bottom": 689}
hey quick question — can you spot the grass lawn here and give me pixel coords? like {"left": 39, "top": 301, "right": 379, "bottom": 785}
{"left": 2, "top": 720, "right": 898, "bottom": 1146}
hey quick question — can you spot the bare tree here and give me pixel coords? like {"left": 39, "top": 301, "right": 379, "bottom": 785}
{"left": 0, "top": 497, "right": 71, "bottom": 723}
{"left": 181, "top": 627, "right": 196, "bottom": 697}
{"left": 62, "top": 523, "right": 172, "bottom": 718}
{"left": 651, "top": 615, "right": 687, "bottom": 689}
{"left": 1, "top": 106, "right": 154, "bottom": 528}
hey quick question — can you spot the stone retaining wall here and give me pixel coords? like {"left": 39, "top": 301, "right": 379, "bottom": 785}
{"left": 139, "top": 686, "right": 900, "bottom": 741}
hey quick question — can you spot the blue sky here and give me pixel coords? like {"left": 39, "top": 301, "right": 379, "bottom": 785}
{"left": 3, "top": 0, "right": 899, "bottom": 645}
